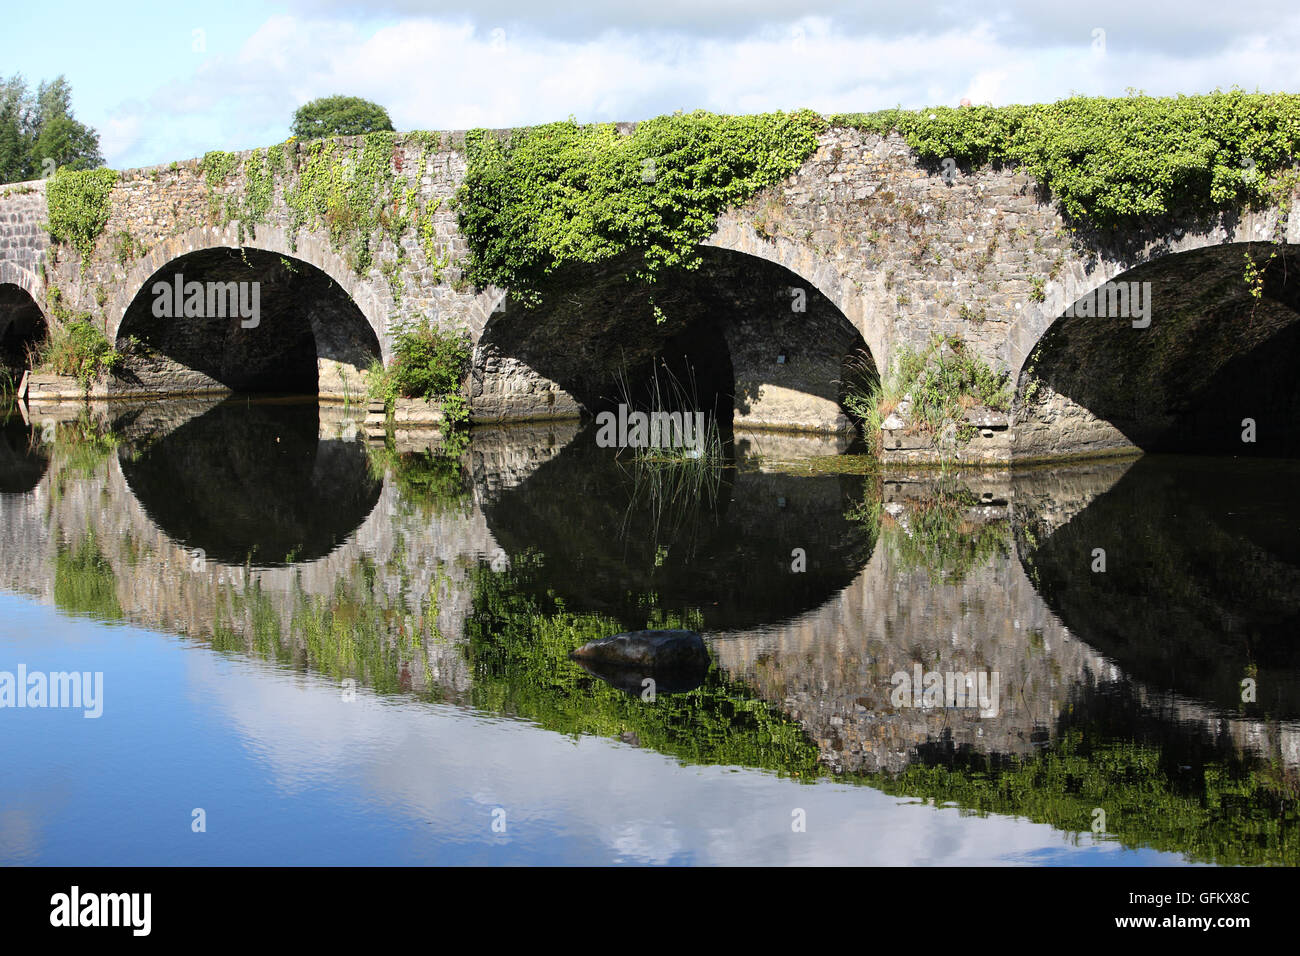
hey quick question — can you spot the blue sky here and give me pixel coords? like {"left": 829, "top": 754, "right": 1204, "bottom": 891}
{"left": 8, "top": 0, "right": 1300, "bottom": 170}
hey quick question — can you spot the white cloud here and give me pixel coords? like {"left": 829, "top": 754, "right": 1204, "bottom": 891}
{"left": 98, "top": 6, "right": 1300, "bottom": 169}
{"left": 287, "top": 0, "right": 1300, "bottom": 56}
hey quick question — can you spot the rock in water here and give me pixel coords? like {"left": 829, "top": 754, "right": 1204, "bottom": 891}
{"left": 569, "top": 630, "right": 709, "bottom": 670}
{"left": 571, "top": 658, "right": 709, "bottom": 696}
{"left": 570, "top": 630, "right": 711, "bottom": 696}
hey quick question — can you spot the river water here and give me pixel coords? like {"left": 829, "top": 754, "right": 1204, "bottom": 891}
{"left": 0, "top": 397, "right": 1296, "bottom": 865}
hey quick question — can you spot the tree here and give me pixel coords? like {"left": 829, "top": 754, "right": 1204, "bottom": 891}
{"left": 31, "top": 114, "right": 103, "bottom": 172}
{"left": 291, "top": 95, "right": 394, "bottom": 141}
{"left": 0, "top": 75, "right": 33, "bottom": 183}
{"left": 0, "top": 73, "right": 102, "bottom": 184}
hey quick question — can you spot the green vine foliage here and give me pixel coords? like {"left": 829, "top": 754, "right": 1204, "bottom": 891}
{"left": 201, "top": 150, "right": 239, "bottom": 187}
{"left": 416, "top": 196, "right": 448, "bottom": 281}
{"left": 268, "top": 142, "right": 286, "bottom": 174}
{"left": 45, "top": 167, "right": 118, "bottom": 261}
{"left": 283, "top": 132, "right": 402, "bottom": 274}
{"left": 365, "top": 322, "right": 472, "bottom": 430}
{"left": 389, "top": 322, "right": 470, "bottom": 399}
{"left": 242, "top": 149, "right": 275, "bottom": 222}
{"left": 191, "top": 134, "right": 448, "bottom": 280}
{"left": 830, "top": 90, "right": 1300, "bottom": 228}
{"left": 454, "top": 109, "right": 826, "bottom": 301}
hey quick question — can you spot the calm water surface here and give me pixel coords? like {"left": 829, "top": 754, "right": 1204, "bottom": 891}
{"left": 1, "top": 397, "right": 1296, "bottom": 865}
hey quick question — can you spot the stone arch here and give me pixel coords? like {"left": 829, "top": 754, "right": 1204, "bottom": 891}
{"left": 112, "top": 235, "right": 387, "bottom": 397}
{"left": 1008, "top": 206, "right": 1297, "bottom": 382}
{"left": 0, "top": 261, "right": 46, "bottom": 307}
{"left": 1010, "top": 222, "right": 1299, "bottom": 458}
{"left": 108, "top": 223, "right": 392, "bottom": 360}
{"left": 470, "top": 243, "right": 878, "bottom": 433}
{"left": 462, "top": 286, "right": 510, "bottom": 345}
{"left": 0, "top": 275, "right": 47, "bottom": 376}
{"left": 704, "top": 221, "right": 889, "bottom": 372}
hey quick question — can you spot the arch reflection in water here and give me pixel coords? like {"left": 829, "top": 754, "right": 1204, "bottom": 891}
{"left": 702, "top": 459, "right": 1299, "bottom": 865}
{"left": 1020, "top": 455, "right": 1300, "bottom": 718}
{"left": 481, "top": 428, "right": 878, "bottom": 632}
{"left": 0, "top": 415, "right": 49, "bottom": 495}
{"left": 119, "top": 397, "right": 381, "bottom": 566}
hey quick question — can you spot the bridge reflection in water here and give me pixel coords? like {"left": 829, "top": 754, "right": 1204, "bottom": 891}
{"left": 0, "top": 399, "right": 1296, "bottom": 864}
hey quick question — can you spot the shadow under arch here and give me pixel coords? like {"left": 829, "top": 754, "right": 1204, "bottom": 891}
{"left": 472, "top": 245, "right": 878, "bottom": 434}
{"left": 480, "top": 431, "right": 878, "bottom": 632}
{"left": 118, "top": 398, "right": 382, "bottom": 566}
{"left": 702, "top": 222, "right": 889, "bottom": 371}
{"left": 0, "top": 281, "right": 47, "bottom": 378}
{"left": 1017, "top": 454, "right": 1300, "bottom": 718}
{"left": 114, "top": 246, "right": 382, "bottom": 396}
{"left": 1014, "top": 242, "right": 1300, "bottom": 457}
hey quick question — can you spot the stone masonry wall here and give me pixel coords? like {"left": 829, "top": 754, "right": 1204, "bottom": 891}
{"left": 0, "top": 180, "right": 49, "bottom": 302}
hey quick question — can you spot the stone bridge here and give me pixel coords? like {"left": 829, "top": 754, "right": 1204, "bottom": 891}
{"left": 2, "top": 125, "right": 1298, "bottom": 460}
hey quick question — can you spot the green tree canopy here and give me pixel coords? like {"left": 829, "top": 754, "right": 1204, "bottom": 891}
{"left": 0, "top": 74, "right": 102, "bottom": 184}
{"left": 290, "top": 95, "right": 395, "bottom": 140}
{"left": 0, "top": 77, "right": 28, "bottom": 180}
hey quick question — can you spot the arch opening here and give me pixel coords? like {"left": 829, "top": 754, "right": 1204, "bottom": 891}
{"left": 115, "top": 248, "right": 381, "bottom": 398}
{"left": 607, "top": 317, "right": 737, "bottom": 443}
{"left": 1016, "top": 243, "right": 1300, "bottom": 458}
{"left": 0, "top": 282, "right": 47, "bottom": 383}
{"left": 472, "top": 246, "right": 877, "bottom": 438}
